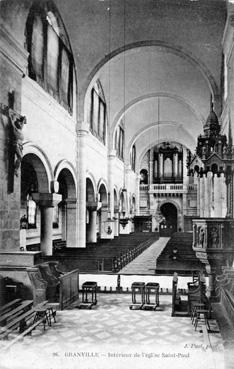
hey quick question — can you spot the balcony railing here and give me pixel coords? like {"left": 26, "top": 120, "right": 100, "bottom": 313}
{"left": 140, "top": 184, "right": 197, "bottom": 193}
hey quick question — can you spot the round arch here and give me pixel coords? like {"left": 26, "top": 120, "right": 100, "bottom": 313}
{"left": 22, "top": 142, "right": 53, "bottom": 192}
{"left": 113, "top": 187, "right": 119, "bottom": 208}
{"left": 54, "top": 160, "right": 77, "bottom": 196}
{"left": 97, "top": 180, "right": 108, "bottom": 205}
{"left": 86, "top": 171, "right": 97, "bottom": 197}
{"left": 111, "top": 92, "right": 205, "bottom": 141}
{"left": 136, "top": 133, "right": 194, "bottom": 174}
{"left": 86, "top": 178, "right": 96, "bottom": 203}
{"left": 158, "top": 199, "right": 180, "bottom": 216}
{"left": 81, "top": 40, "right": 219, "bottom": 122}
{"left": 97, "top": 178, "right": 108, "bottom": 193}
{"left": 157, "top": 199, "right": 180, "bottom": 236}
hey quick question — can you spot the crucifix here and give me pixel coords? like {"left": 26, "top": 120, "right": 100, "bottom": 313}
{"left": 0, "top": 91, "right": 27, "bottom": 193}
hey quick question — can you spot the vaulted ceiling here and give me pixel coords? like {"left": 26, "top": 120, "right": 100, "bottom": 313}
{"left": 53, "top": 0, "right": 226, "bottom": 155}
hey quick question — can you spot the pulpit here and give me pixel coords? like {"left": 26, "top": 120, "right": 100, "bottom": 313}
{"left": 192, "top": 218, "right": 234, "bottom": 298}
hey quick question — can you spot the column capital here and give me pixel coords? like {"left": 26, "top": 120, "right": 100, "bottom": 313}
{"left": 32, "top": 193, "right": 62, "bottom": 207}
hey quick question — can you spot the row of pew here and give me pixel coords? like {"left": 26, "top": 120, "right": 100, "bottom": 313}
{"left": 47, "top": 233, "right": 158, "bottom": 273}
{"left": 0, "top": 298, "right": 57, "bottom": 348}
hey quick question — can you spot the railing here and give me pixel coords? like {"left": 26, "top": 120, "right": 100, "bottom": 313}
{"left": 59, "top": 269, "right": 79, "bottom": 310}
{"left": 188, "top": 184, "right": 197, "bottom": 191}
{"left": 140, "top": 183, "right": 197, "bottom": 193}
{"left": 96, "top": 238, "right": 155, "bottom": 273}
{"left": 112, "top": 238, "right": 154, "bottom": 272}
{"left": 139, "top": 185, "right": 149, "bottom": 190}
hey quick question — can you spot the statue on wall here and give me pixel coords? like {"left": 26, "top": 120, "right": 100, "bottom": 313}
{"left": 8, "top": 109, "right": 26, "bottom": 177}
{"left": 209, "top": 226, "right": 219, "bottom": 248}
{"left": 198, "top": 227, "right": 205, "bottom": 248}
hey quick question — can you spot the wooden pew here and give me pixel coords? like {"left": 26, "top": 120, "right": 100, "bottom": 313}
{"left": 0, "top": 301, "right": 34, "bottom": 339}
{"left": 0, "top": 300, "right": 33, "bottom": 326}
{"left": 0, "top": 299, "right": 21, "bottom": 315}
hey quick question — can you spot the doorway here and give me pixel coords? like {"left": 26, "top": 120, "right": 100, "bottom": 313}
{"left": 159, "top": 203, "right": 177, "bottom": 237}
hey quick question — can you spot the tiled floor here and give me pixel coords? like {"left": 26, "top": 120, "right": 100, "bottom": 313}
{"left": 120, "top": 237, "right": 170, "bottom": 275}
{"left": 0, "top": 294, "right": 224, "bottom": 369}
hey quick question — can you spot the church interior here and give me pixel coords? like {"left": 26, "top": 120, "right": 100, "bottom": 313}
{"left": 1, "top": 0, "right": 234, "bottom": 368}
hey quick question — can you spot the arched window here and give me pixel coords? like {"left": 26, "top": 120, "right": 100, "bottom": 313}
{"left": 21, "top": 161, "right": 38, "bottom": 229}
{"left": 130, "top": 145, "right": 136, "bottom": 171}
{"left": 115, "top": 122, "right": 124, "bottom": 160}
{"left": 26, "top": 3, "right": 74, "bottom": 113}
{"left": 90, "top": 81, "right": 106, "bottom": 144}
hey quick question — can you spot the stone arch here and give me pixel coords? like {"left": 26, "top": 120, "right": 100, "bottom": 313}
{"left": 156, "top": 198, "right": 183, "bottom": 234}
{"left": 86, "top": 177, "right": 96, "bottom": 203}
{"left": 22, "top": 143, "right": 53, "bottom": 193}
{"left": 86, "top": 172, "right": 97, "bottom": 196}
{"left": 54, "top": 164, "right": 77, "bottom": 248}
{"left": 97, "top": 179, "right": 108, "bottom": 205}
{"left": 136, "top": 132, "right": 194, "bottom": 174}
{"left": 158, "top": 198, "right": 180, "bottom": 215}
{"left": 54, "top": 160, "right": 77, "bottom": 198}
{"left": 98, "top": 183, "right": 108, "bottom": 206}
{"left": 21, "top": 145, "right": 53, "bottom": 250}
{"left": 81, "top": 40, "right": 219, "bottom": 122}
{"left": 112, "top": 92, "right": 205, "bottom": 143}
{"left": 86, "top": 176, "right": 97, "bottom": 243}
{"left": 113, "top": 187, "right": 119, "bottom": 208}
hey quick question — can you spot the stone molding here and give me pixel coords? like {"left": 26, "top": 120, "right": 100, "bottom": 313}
{"left": 32, "top": 193, "right": 62, "bottom": 207}
{"left": 0, "top": 21, "right": 28, "bottom": 75}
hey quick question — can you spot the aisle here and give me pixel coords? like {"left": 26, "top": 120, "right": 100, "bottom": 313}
{"left": 119, "top": 237, "right": 170, "bottom": 275}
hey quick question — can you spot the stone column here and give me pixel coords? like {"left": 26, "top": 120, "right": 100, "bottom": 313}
{"left": 41, "top": 207, "right": 53, "bottom": 256}
{"left": 204, "top": 175, "right": 209, "bottom": 217}
{"left": 125, "top": 165, "right": 132, "bottom": 217}
{"left": 114, "top": 210, "right": 119, "bottom": 236}
{"left": 108, "top": 150, "right": 116, "bottom": 218}
{"left": 213, "top": 173, "right": 219, "bottom": 217}
{"left": 196, "top": 174, "right": 200, "bottom": 216}
{"left": 66, "top": 198, "right": 78, "bottom": 247}
{"left": 86, "top": 205, "right": 97, "bottom": 243}
{"left": 149, "top": 148, "right": 154, "bottom": 184}
{"left": 77, "top": 123, "right": 89, "bottom": 248}
{"left": 135, "top": 174, "right": 141, "bottom": 215}
{"left": 207, "top": 171, "right": 213, "bottom": 217}
{"left": 32, "top": 193, "right": 62, "bottom": 256}
{"left": 61, "top": 203, "right": 66, "bottom": 241}
{"left": 200, "top": 175, "right": 205, "bottom": 217}
{"left": 221, "top": 173, "right": 227, "bottom": 217}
